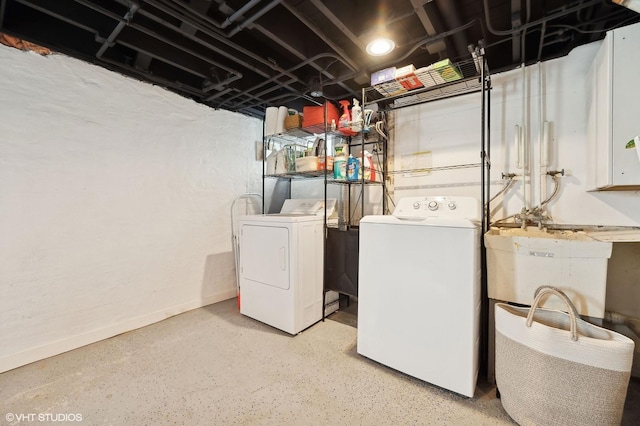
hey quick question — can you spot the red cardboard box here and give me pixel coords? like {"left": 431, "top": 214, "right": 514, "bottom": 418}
{"left": 302, "top": 101, "right": 340, "bottom": 130}
{"left": 395, "top": 64, "right": 423, "bottom": 91}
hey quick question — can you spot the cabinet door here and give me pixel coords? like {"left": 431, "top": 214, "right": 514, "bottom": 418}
{"left": 588, "top": 22, "right": 640, "bottom": 190}
{"left": 590, "top": 32, "right": 613, "bottom": 190}
{"left": 611, "top": 24, "right": 640, "bottom": 186}
{"left": 240, "top": 224, "right": 290, "bottom": 290}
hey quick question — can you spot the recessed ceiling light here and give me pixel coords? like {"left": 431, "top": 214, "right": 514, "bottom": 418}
{"left": 309, "top": 78, "right": 323, "bottom": 97}
{"left": 366, "top": 37, "right": 395, "bottom": 56}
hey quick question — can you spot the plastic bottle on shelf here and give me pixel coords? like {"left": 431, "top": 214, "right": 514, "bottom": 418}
{"left": 338, "top": 100, "right": 351, "bottom": 130}
{"left": 333, "top": 156, "right": 346, "bottom": 180}
{"left": 351, "top": 98, "right": 362, "bottom": 132}
{"left": 334, "top": 142, "right": 348, "bottom": 158}
{"left": 332, "top": 142, "right": 348, "bottom": 179}
{"left": 346, "top": 154, "right": 359, "bottom": 181}
{"left": 360, "top": 150, "right": 375, "bottom": 181}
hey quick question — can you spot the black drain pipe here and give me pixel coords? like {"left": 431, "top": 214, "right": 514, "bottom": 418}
{"left": 96, "top": 2, "right": 139, "bottom": 59}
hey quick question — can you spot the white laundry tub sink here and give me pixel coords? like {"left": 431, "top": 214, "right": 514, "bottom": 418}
{"left": 485, "top": 227, "right": 613, "bottom": 318}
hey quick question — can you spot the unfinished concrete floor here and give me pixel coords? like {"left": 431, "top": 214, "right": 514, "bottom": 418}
{"left": 1, "top": 298, "right": 638, "bottom": 425}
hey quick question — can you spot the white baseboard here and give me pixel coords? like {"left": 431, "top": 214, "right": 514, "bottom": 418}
{"left": 0, "top": 289, "right": 236, "bottom": 373}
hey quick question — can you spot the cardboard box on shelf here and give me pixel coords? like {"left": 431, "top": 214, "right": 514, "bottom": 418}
{"left": 373, "top": 79, "right": 407, "bottom": 97}
{"left": 395, "top": 64, "right": 423, "bottom": 91}
{"left": 284, "top": 114, "right": 302, "bottom": 130}
{"left": 430, "top": 59, "right": 463, "bottom": 82}
{"left": 371, "top": 67, "right": 396, "bottom": 86}
{"left": 414, "top": 67, "right": 438, "bottom": 88}
{"left": 302, "top": 101, "right": 340, "bottom": 129}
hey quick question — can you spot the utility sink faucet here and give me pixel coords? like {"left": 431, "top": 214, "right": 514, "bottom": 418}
{"left": 516, "top": 207, "right": 551, "bottom": 230}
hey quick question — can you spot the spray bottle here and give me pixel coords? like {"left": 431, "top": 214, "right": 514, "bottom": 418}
{"left": 338, "top": 100, "right": 351, "bottom": 130}
{"left": 351, "top": 98, "right": 362, "bottom": 132}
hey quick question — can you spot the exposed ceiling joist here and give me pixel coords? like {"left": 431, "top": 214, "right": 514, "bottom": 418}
{"left": 1, "top": 0, "right": 637, "bottom": 117}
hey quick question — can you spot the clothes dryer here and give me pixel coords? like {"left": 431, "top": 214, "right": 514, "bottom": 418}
{"left": 239, "top": 199, "right": 335, "bottom": 334}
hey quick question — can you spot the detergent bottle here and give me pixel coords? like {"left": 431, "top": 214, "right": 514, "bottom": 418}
{"left": 333, "top": 143, "right": 348, "bottom": 180}
{"left": 346, "top": 154, "right": 359, "bottom": 181}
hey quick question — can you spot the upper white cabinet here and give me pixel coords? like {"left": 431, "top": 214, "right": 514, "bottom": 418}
{"left": 587, "top": 22, "right": 640, "bottom": 191}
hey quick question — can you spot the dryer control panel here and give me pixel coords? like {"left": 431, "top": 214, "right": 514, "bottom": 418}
{"left": 392, "top": 196, "right": 480, "bottom": 220}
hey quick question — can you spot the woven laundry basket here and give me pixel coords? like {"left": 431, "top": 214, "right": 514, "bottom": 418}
{"left": 495, "top": 286, "right": 635, "bottom": 426}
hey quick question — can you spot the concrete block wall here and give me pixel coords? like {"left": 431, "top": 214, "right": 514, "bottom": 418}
{"left": 0, "top": 46, "right": 262, "bottom": 373}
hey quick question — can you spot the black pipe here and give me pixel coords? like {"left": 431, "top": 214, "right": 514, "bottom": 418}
{"left": 435, "top": 0, "right": 471, "bottom": 59}
{"left": 208, "top": 53, "right": 352, "bottom": 104}
{"left": 227, "top": 0, "right": 282, "bottom": 38}
{"left": 483, "top": 0, "right": 601, "bottom": 36}
{"left": 0, "top": 0, "right": 6, "bottom": 29}
{"left": 72, "top": 0, "right": 244, "bottom": 85}
{"left": 379, "top": 20, "right": 478, "bottom": 68}
{"left": 252, "top": 23, "right": 356, "bottom": 96}
{"left": 132, "top": 6, "right": 265, "bottom": 79}
{"left": 141, "top": 0, "right": 284, "bottom": 78}
{"left": 220, "top": 0, "right": 261, "bottom": 29}
{"left": 13, "top": 0, "right": 95, "bottom": 33}
{"left": 280, "top": 1, "right": 359, "bottom": 72}
{"left": 537, "top": 21, "right": 547, "bottom": 62}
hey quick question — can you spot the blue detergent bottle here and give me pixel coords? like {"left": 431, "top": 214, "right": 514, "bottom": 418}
{"left": 346, "top": 154, "right": 359, "bottom": 181}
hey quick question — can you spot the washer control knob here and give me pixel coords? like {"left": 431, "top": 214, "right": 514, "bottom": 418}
{"left": 427, "top": 201, "right": 438, "bottom": 211}
{"left": 448, "top": 202, "right": 457, "bottom": 210}
{"left": 413, "top": 202, "right": 421, "bottom": 209}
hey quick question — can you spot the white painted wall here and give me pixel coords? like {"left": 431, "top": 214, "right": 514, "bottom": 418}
{"left": 393, "top": 40, "right": 640, "bottom": 227}
{"left": 391, "top": 35, "right": 640, "bottom": 367}
{"left": 0, "top": 46, "right": 263, "bottom": 373}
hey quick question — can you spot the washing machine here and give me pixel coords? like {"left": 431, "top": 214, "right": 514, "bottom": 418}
{"left": 238, "top": 199, "right": 336, "bottom": 335}
{"left": 357, "top": 196, "right": 481, "bottom": 397}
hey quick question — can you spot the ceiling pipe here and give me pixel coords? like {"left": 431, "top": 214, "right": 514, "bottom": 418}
{"left": 1, "top": 0, "right": 6, "bottom": 29}
{"left": 435, "top": 0, "right": 472, "bottom": 59}
{"left": 98, "top": 53, "right": 207, "bottom": 98}
{"left": 73, "top": 0, "right": 243, "bottom": 88}
{"left": 69, "top": 0, "right": 283, "bottom": 107}
{"left": 156, "top": 0, "right": 281, "bottom": 38}
{"left": 127, "top": 22, "right": 242, "bottom": 86}
{"left": 116, "top": 39, "right": 209, "bottom": 78}
{"left": 511, "top": 0, "right": 522, "bottom": 63}
{"left": 147, "top": 0, "right": 356, "bottom": 103}
{"left": 252, "top": 23, "right": 356, "bottom": 94}
{"left": 13, "top": 0, "right": 95, "bottom": 33}
{"left": 8, "top": 0, "right": 88, "bottom": 36}
{"left": 281, "top": 1, "right": 359, "bottom": 72}
{"left": 220, "top": 0, "right": 262, "bottom": 29}
{"left": 142, "top": 0, "right": 298, "bottom": 81}
{"left": 483, "top": 0, "right": 601, "bottom": 36}
{"left": 409, "top": 0, "right": 447, "bottom": 54}
{"left": 309, "top": 0, "right": 366, "bottom": 50}
{"left": 226, "top": 0, "right": 282, "bottom": 37}
{"left": 96, "top": 1, "right": 139, "bottom": 58}
{"left": 131, "top": 5, "right": 269, "bottom": 80}
{"left": 537, "top": 21, "right": 547, "bottom": 62}
{"left": 137, "top": 0, "right": 320, "bottom": 106}
{"left": 378, "top": 19, "right": 477, "bottom": 68}
{"left": 207, "top": 53, "right": 353, "bottom": 103}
